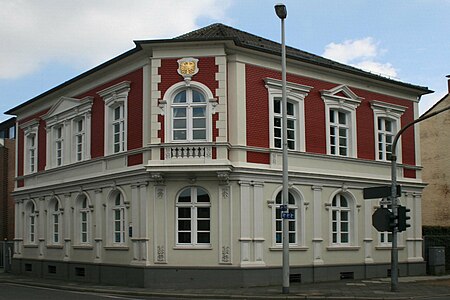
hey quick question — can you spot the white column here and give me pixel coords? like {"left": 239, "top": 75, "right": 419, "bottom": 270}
{"left": 239, "top": 181, "right": 251, "bottom": 265}
{"left": 45, "top": 127, "right": 51, "bottom": 170}
{"left": 311, "top": 186, "right": 324, "bottom": 265}
{"left": 364, "top": 198, "right": 374, "bottom": 264}
{"left": 63, "top": 193, "right": 72, "bottom": 261}
{"left": 253, "top": 182, "right": 265, "bottom": 265}
{"left": 94, "top": 189, "right": 103, "bottom": 263}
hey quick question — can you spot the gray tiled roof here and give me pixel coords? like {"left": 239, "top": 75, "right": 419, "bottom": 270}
{"left": 175, "top": 23, "right": 431, "bottom": 93}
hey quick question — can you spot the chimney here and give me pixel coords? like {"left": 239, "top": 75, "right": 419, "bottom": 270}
{"left": 447, "top": 75, "right": 450, "bottom": 93}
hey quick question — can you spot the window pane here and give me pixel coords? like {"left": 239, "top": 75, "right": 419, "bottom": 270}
{"left": 287, "top": 102, "right": 294, "bottom": 116}
{"left": 274, "top": 128, "right": 281, "bottom": 138}
{"left": 338, "top": 112, "right": 346, "bottom": 124}
{"left": 193, "top": 118, "right": 206, "bottom": 128}
{"left": 341, "top": 222, "right": 349, "bottom": 232}
{"left": 287, "top": 140, "right": 295, "bottom": 150}
{"left": 339, "top": 128, "right": 347, "bottom": 138}
{"left": 341, "top": 211, "right": 349, "bottom": 221}
{"left": 341, "top": 233, "right": 349, "bottom": 243}
{"left": 178, "top": 232, "right": 191, "bottom": 243}
{"left": 114, "top": 106, "right": 122, "bottom": 120}
{"left": 276, "top": 220, "right": 282, "bottom": 231}
{"left": 288, "top": 193, "right": 295, "bottom": 205}
{"left": 287, "top": 130, "right": 295, "bottom": 139}
{"left": 192, "top": 90, "right": 206, "bottom": 103}
{"left": 178, "top": 189, "right": 191, "bottom": 202}
{"left": 173, "top": 130, "right": 186, "bottom": 140}
{"left": 287, "top": 119, "right": 295, "bottom": 129}
{"left": 193, "top": 107, "right": 206, "bottom": 117}
{"left": 173, "top": 108, "right": 186, "bottom": 117}
{"left": 174, "top": 91, "right": 186, "bottom": 103}
{"left": 197, "top": 220, "right": 210, "bottom": 231}
{"left": 330, "top": 110, "right": 335, "bottom": 123}
{"left": 276, "top": 233, "right": 282, "bottom": 243}
{"left": 289, "top": 221, "right": 296, "bottom": 231}
{"left": 340, "top": 197, "right": 348, "bottom": 207}
{"left": 193, "top": 130, "right": 206, "bottom": 140}
{"left": 385, "top": 120, "right": 392, "bottom": 131}
{"left": 274, "top": 117, "right": 281, "bottom": 127}
{"left": 173, "top": 119, "right": 186, "bottom": 129}
{"left": 289, "top": 233, "right": 295, "bottom": 243}
{"left": 197, "top": 188, "right": 210, "bottom": 202}
{"left": 276, "top": 208, "right": 281, "bottom": 219}
{"left": 275, "top": 139, "right": 281, "bottom": 148}
{"left": 197, "top": 207, "right": 210, "bottom": 218}
{"left": 178, "top": 220, "right": 191, "bottom": 230}
{"left": 333, "top": 233, "right": 337, "bottom": 243}
{"left": 178, "top": 207, "right": 191, "bottom": 218}
{"left": 274, "top": 99, "right": 281, "bottom": 113}
{"left": 197, "top": 232, "right": 210, "bottom": 243}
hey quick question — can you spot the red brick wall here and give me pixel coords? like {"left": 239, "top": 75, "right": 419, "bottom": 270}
{"left": 77, "top": 68, "right": 143, "bottom": 157}
{"left": 244, "top": 64, "right": 417, "bottom": 165}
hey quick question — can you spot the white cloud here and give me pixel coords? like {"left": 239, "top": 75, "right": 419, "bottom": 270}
{"left": 322, "top": 37, "right": 397, "bottom": 78}
{"left": 0, "top": 0, "right": 231, "bottom": 79}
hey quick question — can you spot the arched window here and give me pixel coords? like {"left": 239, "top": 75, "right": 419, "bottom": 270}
{"left": 51, "top": 200, "right": 61, "bottom": 244}
{"left": 75, "top": 194, "right": 91, "bottom": 245}
{"left": 274, "top": 191, "right": 298, "bottom": 245}
{"left": 331, "top": 193, "right": 351, "bottom": 245}
{"left": 112, "top": 192, "right": 126, "bottom": 244}
{"left": 26, "top": 201, "right": 37, "bottom": 244}
{"left": 171, "top": 89, "right": 207, "bottom": 142}
{"left": 176, "top": 187, "right": 211, "bottom": 246}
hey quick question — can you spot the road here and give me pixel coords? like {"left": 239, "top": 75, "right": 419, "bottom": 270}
{"left": 0, "top": 283, "right": 180, "bottom": 300}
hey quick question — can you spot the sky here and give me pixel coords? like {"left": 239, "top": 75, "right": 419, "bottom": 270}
{"left": 1, "top": 0, "right": 449, "bottom": 123}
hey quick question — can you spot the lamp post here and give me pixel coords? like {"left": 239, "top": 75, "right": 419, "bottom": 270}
{"left": 274, "top": 3, "right": 289, "bottom": 294}
{"left": 389, "top": 104, "right": 450, "bottom": 292}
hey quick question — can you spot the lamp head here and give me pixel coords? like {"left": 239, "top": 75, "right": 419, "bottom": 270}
{"left": 274, "top": 3, "right": 287, "bottom": 19}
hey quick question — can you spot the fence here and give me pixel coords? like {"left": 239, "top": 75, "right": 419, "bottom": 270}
{"left": 0, "top": 241, "right": 13, "bottom": 272}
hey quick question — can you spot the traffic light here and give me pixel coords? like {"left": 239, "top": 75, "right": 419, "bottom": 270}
{"left": 397, "top": 205, "right": 411, "bottom": 232}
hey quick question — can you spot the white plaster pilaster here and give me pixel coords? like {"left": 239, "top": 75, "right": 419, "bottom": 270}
{"left": 63, "top": 193, "right": 72, "bottom": 261}
{"left": 131, "top": 184, "right": 140, "bottom": 262}
{"left": 219, "top": 184, "right": 232, "bottom": 264}
{"left": 239, "top": 181, "right": 251, "bottom": 265}
{"left": 94, "top": 189, "right": 103, "bottom": 263}
{"left": 139, "top": 182, "right": 149, "bottom": 263}
{"left": 38, "top": 197, "right": 45, "bottom": 258}
{"left": 311, "top": 185, "right": 324, "bottom": 265}
{"left": 154, "top": 185, "right": 167, "bottom": 264}
{"left": 253, "top": 182, "right": 265, "bottom": 265}
{"left": 364, "top": 198, "right": 374, "bottom": 264}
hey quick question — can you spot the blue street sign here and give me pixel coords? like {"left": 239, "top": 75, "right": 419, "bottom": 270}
{"left": 282, "top": 212, "right": 295, "bottom": 219}
{"left": 280, "top": 205, "right": 288, "bottom": 211}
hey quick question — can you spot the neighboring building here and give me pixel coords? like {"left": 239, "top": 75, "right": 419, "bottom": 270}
{"left": 0, "top": 117, "right": 16, "bottom": 241}
{"left": 5, "top": 24, "right": 431, "bottom": 288}
{"left": 421, "top": 76, "right": 450, "bottom": 227}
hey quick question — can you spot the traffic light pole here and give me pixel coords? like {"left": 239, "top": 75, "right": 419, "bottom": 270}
{"left": 389, "top": 105, "right": 450, "bottom": 292}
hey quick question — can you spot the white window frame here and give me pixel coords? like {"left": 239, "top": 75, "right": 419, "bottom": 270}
{"left": 43, "top": 96, "right": 93, "bottom": 169}
{"left": 74, "top": 193, "right": 92, "bottom": 246}
{"left": 370, "top": 100, "right": 406, "bottom": 162}
{"left": 327, "top": 190, "right": 358, "bottom": 248}
{"left": 47, "top": 197, "right": 63, "bottom": 246}
{"left": 74, "top": 118, "right": 85, "bottom": 162}
{"left": 25, "top": 200, "right": 38, "bottom": 245}
{"left": 160, "top": 81, "right": 217, "bottom": 143}
{"left": 107, "top": 189, "right": 128, "bottom": 247}
{"left": 54, "top": 125, "right": 64, "bottom": 166}
{"left": 321, "top": 85, "right": 362, "bottom": 158}
{"left": 98, "top": 81, "right": 130, "bottom": 155}
{"left": 265, "top": 78, "right": 312, "bottom": 152}
{"left": 175, "top": 187, "right": 211, "bottom": 248}
{"left": 20, "top": 119, "right": 39, "bottom": 175}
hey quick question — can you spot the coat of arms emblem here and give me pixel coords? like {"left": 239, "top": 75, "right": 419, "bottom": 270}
{"left": 177, "top": 57, "right": 199, "bottom": 83}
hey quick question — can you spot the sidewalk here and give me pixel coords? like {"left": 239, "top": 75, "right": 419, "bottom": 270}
{"left": 1, "top": 272, "right": 450, "bottom": 299}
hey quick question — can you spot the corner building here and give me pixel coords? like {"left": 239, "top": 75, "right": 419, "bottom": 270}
{"left": 7, "top": 24, "right": 431, "bottom": 287}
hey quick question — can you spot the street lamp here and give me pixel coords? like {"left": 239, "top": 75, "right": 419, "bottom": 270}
{"left": 274, "top": 3, "right": 289, "bottom": 295}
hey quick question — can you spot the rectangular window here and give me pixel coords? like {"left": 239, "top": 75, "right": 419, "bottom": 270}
{"left": 112, "top": 106, "right": 125, "bottom": 153}
{"left": 53, "top": 214, "right": 59, "bottom": 243}
{"left": 28, "top": 135, "right": 36, "bottom": 173}
{"left": 81, "top": 211, "right": 88, "bottom": 243}
{"left": 377, "top": 117, "right": 394, "bottom": 161}
{"left": 113, "top": 208, "right": 125, "bottom": 243}
{"left": 75, "top": 119, "right": 85, "bottom": 161}
{"left": 273, "top": 98, "right": 296, "bottom": 150}
{"left": 55, "top": 126, "right": 63, "bottom": 166}
{"left": 329, "top": 109, "right": 348, "bottom": 156}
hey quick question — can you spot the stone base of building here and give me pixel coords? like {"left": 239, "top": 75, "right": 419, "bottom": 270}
{"left": 11, "top": 258, "right": 426, "bottom": 288}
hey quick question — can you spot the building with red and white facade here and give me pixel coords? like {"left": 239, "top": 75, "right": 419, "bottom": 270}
{"left": 6, "top": 24, "right": 431, "bottom": 287}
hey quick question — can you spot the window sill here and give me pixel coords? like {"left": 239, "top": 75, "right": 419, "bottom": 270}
{"left": 270, "top": 246, "right": 308, "bottom": 251}
{"left": 46, "top": 245, "right": 63, "bottom": 249}
{"left": 104, "top": 245, "right": 129, "bottom": 251}
{"left": 173, "top": 245, "right": 212, "bottom": 250}
{"left": 326, "top": 246, "right": 360, "bottom": 251}
{"left": 24, "top": 244, "right": 38, "bottom": 248}
{"left": 376, "top": 245, "right": 405, "bottom": 250}
{"left": 73, "top": 245, "right": 94, "bottom": 250}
